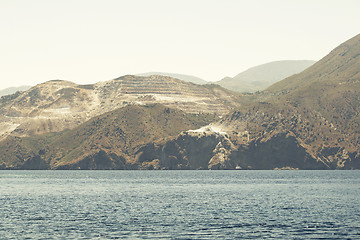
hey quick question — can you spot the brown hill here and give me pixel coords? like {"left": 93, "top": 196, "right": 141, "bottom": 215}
{"left": 0, "top": 75, "right": 244, "bottom": 140}
{"left": 0, "top": 104, "right": 217, "bottom": 169}
{"left": 133, "top": 34, "right": 360, "bottom": 170}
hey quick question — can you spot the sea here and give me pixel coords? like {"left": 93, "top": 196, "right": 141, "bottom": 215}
{"left": 0, "top": 170, "right": 359, "bottom": 239}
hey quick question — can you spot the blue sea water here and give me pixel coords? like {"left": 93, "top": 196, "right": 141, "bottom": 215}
{"left": 0, "top": 170, "right": 359, "bottom": 239}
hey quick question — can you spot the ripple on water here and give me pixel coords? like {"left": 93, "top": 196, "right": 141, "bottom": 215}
{"left": 0, "top": 170, "right": 359, "bottom": 239}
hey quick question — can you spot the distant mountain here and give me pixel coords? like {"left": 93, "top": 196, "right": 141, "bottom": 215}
{"left": 0, "top": 85, "right": 32, "bottom": 97}
{"left": 267, "top": 36, "right": 360, "bottom": 97}
{"left": 136, "top": 72, "right": 207, "bottom": 85}
{"left": 216, "top": 60, "right": 316, "bottom": 92}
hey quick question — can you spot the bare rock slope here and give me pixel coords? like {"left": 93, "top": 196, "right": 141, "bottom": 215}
{"left": 0, "top": 75, "right": 244, "bottom": 140}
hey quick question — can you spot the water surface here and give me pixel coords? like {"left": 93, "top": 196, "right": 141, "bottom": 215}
{"left": 0, "top": 170, "right": 359, "bottom": 239}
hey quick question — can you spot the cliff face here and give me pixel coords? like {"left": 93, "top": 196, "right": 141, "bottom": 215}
{"left": 135, "top": 131, "right": 231, "bottom": 170}
{"left": 134, "top": 127, "right": 329, "bottom": 170}
{"left": 135, "top": 120, "right": 358, "bottom": 170}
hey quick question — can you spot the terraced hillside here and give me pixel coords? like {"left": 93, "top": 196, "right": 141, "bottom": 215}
{"left": 136, "top": 72, "right": 207, "bottom": 85}
{"left": 0, "top": 75, "right": 244, "bottom": 139}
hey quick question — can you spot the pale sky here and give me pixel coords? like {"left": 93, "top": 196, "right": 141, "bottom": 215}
{"left": 1, "top": 0, "right": 359, "bottom": 89}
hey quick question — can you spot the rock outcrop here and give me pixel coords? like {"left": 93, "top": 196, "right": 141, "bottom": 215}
{"left": 135, "top": 125, "right": 329, "bottom": 170}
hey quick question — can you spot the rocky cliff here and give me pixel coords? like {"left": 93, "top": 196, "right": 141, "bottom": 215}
{"left": 136, "top": 104, "right": 359, "bottom": 170}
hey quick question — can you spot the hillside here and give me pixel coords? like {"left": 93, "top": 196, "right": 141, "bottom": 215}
{"left": 132, "top": 34, "right": 360, "bottom": 170}
{"left": 0, "top": 104, "right": 217, "bottom": 169}
{"left": 216, "top": 60, "right": 315, "bottom": 93}
{"left": 136, "top": 72, "right": 207, "bottom": 85}
{"left": 1, "top": 34, "right": 359, "bottom": 170}
{"left": 0, "top": 75, "right": 244, "bottom": 140}
{"left": 267, "top": 34, "right": 360, "bottom": 137}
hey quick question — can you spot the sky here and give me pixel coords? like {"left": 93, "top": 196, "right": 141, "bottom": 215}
{"left": 1, "top": 0, "right": 360, "bottom": 89}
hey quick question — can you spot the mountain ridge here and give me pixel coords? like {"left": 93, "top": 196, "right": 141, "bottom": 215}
{"left": 136, "top": 72, "right": 207, "bottom": 85}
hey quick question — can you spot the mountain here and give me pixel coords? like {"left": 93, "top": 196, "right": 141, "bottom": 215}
{"left": 0, "top": 104, "right": 217, "bottom": 169}
{"left": 133, "top": 34, "right": 360, "bottom": 170}
{"left": 267, "top": 35, "right": 360, "bottom": 97}
{"left": 216, "top": 60, "right": 316, "bottom": 93}
{"left": 1, "top": 34, "right": 359, "bottom": 170}
{"left": 0, "top": 85, "right": 32, "bottom": 97}
{"left": 136, "top": 72, "right": 207, "bottom": 85}
{"left": 0, "top": 75, "right": 244, "bottom": 141}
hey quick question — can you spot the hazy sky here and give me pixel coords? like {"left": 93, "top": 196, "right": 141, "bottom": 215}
{"left": 1, "top": 0, "right": 359, "bottom": 89}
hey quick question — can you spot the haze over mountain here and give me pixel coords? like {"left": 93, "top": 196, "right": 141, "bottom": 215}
{"left": 136, "top": 72, "right": 207, "bottom": 85}
{"left": 0, "top": 34, "right": 359, "bottom": 170}
{"left": 216, "top": 60, "right": 316, "bottom": 93}
{"left": 0, "top": 86, "right": 32, "bottom": 97}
